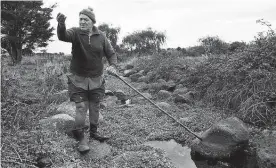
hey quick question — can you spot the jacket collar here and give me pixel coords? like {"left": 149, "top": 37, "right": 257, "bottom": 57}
{"left": 79, "top": 26, "right": 100, "bottom": 35}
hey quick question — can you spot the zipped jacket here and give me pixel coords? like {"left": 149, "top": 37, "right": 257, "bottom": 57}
{"left": 57, "top": 23, "right": 117, "bottom": 77}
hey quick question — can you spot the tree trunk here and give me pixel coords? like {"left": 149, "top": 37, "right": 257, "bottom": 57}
{"left": 9, "top": 42, "right": 22, "bottom": 65}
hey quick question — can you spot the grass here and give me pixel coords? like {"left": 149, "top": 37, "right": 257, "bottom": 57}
{"left": 1, "top": 27, "right": 275, "bottom": 167}
{"left": 1, "top": 53, "right": 231, "bottom": 167}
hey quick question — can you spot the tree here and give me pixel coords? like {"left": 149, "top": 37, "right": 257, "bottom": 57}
{"left": 228, "top": 41, "right": 246, "bottom": 52}
{"left": 98, "top": 23, "right": 120, "bottom": 52}
{"left": 199, "top": 36, "right": 229, "bottom": 55}
{"left": 1, "top": 1, "right": 56, "bottom": 64}
{"left": 122, "top": 28, "right": 166, "bottom": 54}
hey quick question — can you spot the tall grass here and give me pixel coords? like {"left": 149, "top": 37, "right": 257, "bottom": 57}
{"left": 1, "top": 55, "right": 70, "bottom": 167}
{"left": 133, "top": 28, "right": 276, "bottom": 127}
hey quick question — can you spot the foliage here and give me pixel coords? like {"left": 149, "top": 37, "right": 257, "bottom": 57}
{"left": 185, "top": 45, "right": 206, "bottom": 57}
{"left": 98, "top": 23, "right": 121, "bottom": 52}
{"left": 1, "top": 1, "right": 56, "bottom": 63}
{"left": 228, "top": 41, "right": 246, "bottom": 53}
{"left": 185, "top": 21, "right": 276, "bottom": 126}
{"left": 122, "top": 28, "right": 166, "bottom": 54}
{"left": 199, "top": 35, "right": 229, "bottom": 55}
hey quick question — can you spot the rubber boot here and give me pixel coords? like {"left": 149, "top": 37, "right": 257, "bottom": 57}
{"left": 90, "top": 124, "right": 109, "bottom": 142}
{"left": 72, "top": 128, "right": 90, "bottom": 153}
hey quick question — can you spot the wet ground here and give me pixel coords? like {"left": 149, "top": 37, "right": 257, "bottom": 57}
{"left": 145, "top": 139, "right": 258, "bottom": 168}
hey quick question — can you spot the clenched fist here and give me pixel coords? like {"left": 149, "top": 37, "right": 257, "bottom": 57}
{"left": 56, "top": 13, "right": 66, "bottom": 24}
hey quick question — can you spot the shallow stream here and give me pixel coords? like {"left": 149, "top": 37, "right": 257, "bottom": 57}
{"left": 145, "top": 139, "right": 258, "bottom": 168}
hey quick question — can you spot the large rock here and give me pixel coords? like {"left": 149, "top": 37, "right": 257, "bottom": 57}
{"left": 123, "top": 69, "right": 137, "bottom": 77}
{"left": 173, "top": 87, "right": 189, "bottom": 95}
{"left": 137, "top": 76, "right": 149, "bottom": 83}
{"left": 256, "top": 132, "right": 276, "bottom": 168}
{"left": 105, "top": 90, "right": 114, "bottom": 96}
{"left": 39, "top": 114, "right": 75, "bottom": 132}
{"left": 56, "top": 100, "right": 76, "bottom": 117}
{"left": 114, "top": 90, "right": 128, "bottom": 101}
{"left": 174, "top": 94, "right": 192, "bottom": 104}
{"left": 125, "top": 64, "right": 134, "bottom": 70}
{"left": 191, "top": 117, "right": 250, "bottom": 159}
{"left": 156, "top": 102, "right": 171, "bottom": 111}
{"left": 129, "top": 73, "right": 143, "bottom": 82}
{"left": 132, "top": 92, "right": 152, "bottom": 104}
{"left": 105, "top": 96, "right": 118, "bottom": 107}
{"left": 157, "top": 90, "right": 171, "bottom": 100}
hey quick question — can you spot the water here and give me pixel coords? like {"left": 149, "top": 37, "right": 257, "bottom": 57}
{"left": 145, "top": 139, "right": 197, "bottom": 168}
{"left": 144, "top": 140, "right": 258, "bottom": 168}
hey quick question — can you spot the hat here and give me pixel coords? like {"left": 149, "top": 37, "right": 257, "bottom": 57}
{"left": 79, "top": 7, "right": 96, "bottom": 23}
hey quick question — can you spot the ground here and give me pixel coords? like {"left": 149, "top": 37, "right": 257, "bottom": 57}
{"left": 1, "top": 55, "right": 275, "bottom": 168}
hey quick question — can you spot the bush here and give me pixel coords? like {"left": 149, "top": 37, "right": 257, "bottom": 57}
{"left": 186, "top": 26, "right": 276, "bottom": 126}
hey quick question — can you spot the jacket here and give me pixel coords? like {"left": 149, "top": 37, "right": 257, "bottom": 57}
{"left": 57, "top": 23, "right": 117, "bottom": 77}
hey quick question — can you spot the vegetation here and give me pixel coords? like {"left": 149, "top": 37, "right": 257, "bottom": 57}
{"left": 122, "top": 28, "right": 166, "bottom": 54}
{"left": 1, "top": 1, "right": 56, "bottom": 64}
{"left": 1, "top": 1, "right": 275, "bottom": 165}
{"left": 98, "top": 23, "right": 121, "bottom": 52}
{"left": 133, "top": 20, "right": 276, "bottom": 127}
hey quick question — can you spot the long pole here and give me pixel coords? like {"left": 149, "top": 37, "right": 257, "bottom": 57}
{"left": 115, "top": 74, "right": 202, "bottom": 141}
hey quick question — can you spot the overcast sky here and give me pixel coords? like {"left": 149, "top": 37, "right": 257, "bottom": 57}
{"left": 43, "top": 0, "right": 276, "bottom": 54}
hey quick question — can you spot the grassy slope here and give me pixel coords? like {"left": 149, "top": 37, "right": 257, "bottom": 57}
{"left": 1, "top": 55, "right": 229, "bottom": 168}
{"left": 1, "top": 51, "right": 274, "bottom": 167}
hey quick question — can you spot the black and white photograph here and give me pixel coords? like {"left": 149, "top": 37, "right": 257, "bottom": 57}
{"left": 1, "top": 0, "right": 276, "bottom": 167}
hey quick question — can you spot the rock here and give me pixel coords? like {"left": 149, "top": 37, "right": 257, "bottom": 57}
{"left": 157, "top": 79, "right": 166, "bottom": 83}
{"left": 125, "top": 64, "right": 134, "bottom": 70}
{"left": 105, "top": 96, "right": 118, "bottom": 106}
{"left": 138, "top": 70, "right": 145, "bottom": 75}
{"left": 157, "top": 90, "right": 171, "bottom": 100}
{"left": 137, "top": 76, "right": 149, "bottom": 83}
{"left": 169, "top": 72, "right": 182, "bottom": 82}
{"left": 173, "top": 87, "right": 189, "bottom": 95}
{"left": 105, "top": 90, "right": 114, "bottom": 96}
{"left": 175, "top": 84, "right": 184, "bottom": 90}
{"left": 36, "top": 157, "right": 52, "bottom": 168}
{"left": 257, "top": 148, "right": 276, "bottom": 168}
{"left": 123, "top": 69, "right": 137, "bottom": 77}
{"left": 100, "top": 102, "right": 107, "bottom": 109}
{"left": 148, "top": 82, "right": 163, "bottom": 93}
{"left": 165, "top": 80, "right": 177, "bottom": 92}
{"left": 256, "top": 132, "right": 276, "bottom": 168}
{"left": 191, "top": 117, "right": 250, "bottom": 159}
{"left": 179, "top": 116, "right": 194, "bottom": 123}
{"left": 173, "top": 94, "right": 192, "bottom": 104}
{"left": 56, "top": 100, "right": 76, "bottom": 117}
{"left": 141, "top": 92, "right": 152, "bottom": 99}
{"left": 145, "top": 71, "right": 155, "bottom": 81}
{"left": 129, "top": 73, "right": 143, "bottom": 82}
{"left": 114, "top": 90, "right": 128, "bottom": 101}
{"left": 156, "top": 102, "right": 171, "bottom": 111}
{"left": 39, "top": 114, "right": 75, "bottom": 132}
{"left": 132, "top": 93, "right": 152, "bottom": 104}
{"left": 99, "top": 112, "right": 104, "bottom": 123}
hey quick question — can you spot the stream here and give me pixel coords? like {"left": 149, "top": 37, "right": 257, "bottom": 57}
{"left": 145, "top": 139, "right": 258, "bottom": 168}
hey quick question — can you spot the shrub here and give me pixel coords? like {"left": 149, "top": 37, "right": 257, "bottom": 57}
{"left": 186, "top": 24, "right": 276, "bottom": 126}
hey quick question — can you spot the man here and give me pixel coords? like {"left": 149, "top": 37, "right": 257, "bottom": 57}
{"left": 56, "top": 7, "right": 117, "bottom": 153}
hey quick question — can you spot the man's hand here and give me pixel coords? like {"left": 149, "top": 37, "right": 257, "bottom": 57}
{"left": 56, "top": 13, "right": 66, "bottom": 24}
{"left": 106, "top": 65, "right": 117, "bottom": 76}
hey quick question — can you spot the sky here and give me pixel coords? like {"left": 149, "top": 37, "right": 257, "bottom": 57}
{"left": 43, "top": 0, "right": 276, "bottom": 54}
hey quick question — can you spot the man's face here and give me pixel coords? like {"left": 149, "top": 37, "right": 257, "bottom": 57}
{"left": 79, "top": 14, "right": 94, "bottom": 31}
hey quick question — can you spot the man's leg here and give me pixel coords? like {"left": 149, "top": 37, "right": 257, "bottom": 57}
{"left": 73, "top": 101, "right": 90, "bottom": 153}
{"left": 75, "top": 101, "right": 89, "bottom": 127}
{"left": 68, "top": 76, "right": 90, "bottom": 153}
{"left": 88, "top": 89, "right": 109, "bottom": 142}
